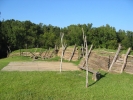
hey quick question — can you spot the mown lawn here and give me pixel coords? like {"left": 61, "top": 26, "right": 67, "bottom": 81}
{"left": 0, "top": 56, "right": 133, "bottom": 100}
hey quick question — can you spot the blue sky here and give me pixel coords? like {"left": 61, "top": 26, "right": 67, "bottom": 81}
{"left": 0, "top": 0, "right": 133, "bottom": 31}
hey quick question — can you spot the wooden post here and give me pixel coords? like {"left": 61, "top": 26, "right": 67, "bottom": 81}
{"left": 78, "top": 46, "right": 81, "bottom": 59}
{"left": 69, "top": 44, "right": 76, "bottom": 61}
{"left": 88, "top": 45, "right": 93, "bottom": 59}
{"left": 82, "top": 28, "right": 86, "bottom": 58}
{"left": 108, "top": 44, "right": 121, "bottom": 71}
{"left": 85, "top": 36, "right": 89, "bottom": 88}
{"left": 120, "top": 47, "right": 131, "bottom": 73}
{"left": 60, "top": 33, "right": 64, "bottom": 72}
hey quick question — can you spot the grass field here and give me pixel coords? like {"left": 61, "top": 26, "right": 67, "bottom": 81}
{"left": 0, "top": 56, "right": 133, "bottom": 99}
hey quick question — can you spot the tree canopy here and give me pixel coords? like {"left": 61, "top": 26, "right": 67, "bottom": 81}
{"left": 0, "top": 19, "right": 133, "bottom": 58}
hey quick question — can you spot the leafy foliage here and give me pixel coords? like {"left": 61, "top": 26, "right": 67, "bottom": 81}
{"left": 1, "top": 19, "right": 133, "bottom": 58}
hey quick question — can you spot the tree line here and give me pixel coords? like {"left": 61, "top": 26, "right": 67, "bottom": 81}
{"left": 0, "top": 19, "right": 133, "bottom": 58}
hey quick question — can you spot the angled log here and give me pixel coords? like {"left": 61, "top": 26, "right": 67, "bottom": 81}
{"left": 39, "top": 51, "right": 44, "bottom": 57}
{"left": 42, "top": 49, "right": 48, "bottom": 59}
{"left": 30, "top": 52, "right": 36, "bottom": 57}
{"left": 63, "top": 44, "right": 67, "bottom": 56}
{"left": 79, "top": 66, "right": 101, "bottom": 81}
{"left": 49, "top": 50, "right": 55, "bottom": 58}
{"left": 108, "top": 44, "right": 121, "bottom": 71}
{"left": 81, "top": 44, "right": 93, "bottom": 68}
{"left": 120, "top": 47, "right": 131, "bottom": 73}
{"left": 69, "top": 44, "right": 77, "bottom": 61}
{"left": 87, "top": 44, "right": 93, "bottom": 60}
{"left": 29, "top": 52, "right": 38, "bottom": 60}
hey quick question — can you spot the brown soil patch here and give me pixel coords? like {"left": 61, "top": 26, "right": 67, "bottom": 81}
{"left": 1, "top": 61, "right": 79, "bottom": 71}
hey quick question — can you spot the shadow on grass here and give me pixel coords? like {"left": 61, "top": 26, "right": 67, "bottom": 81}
{"left": 89, "top": 72, "right": 108, "bottom": 87}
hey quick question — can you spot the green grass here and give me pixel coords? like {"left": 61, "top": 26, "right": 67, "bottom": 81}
{"left": 0, "top": 56, "right": 32, "bottom": 70}
{"left": 0, "top": 70, "right": 133, "bottom": 100}
{"left": 0, "top": 50, "right": 133, "bottom": 99}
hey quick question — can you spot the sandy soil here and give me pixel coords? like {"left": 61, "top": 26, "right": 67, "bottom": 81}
{"left": 1, "top": 61, "right": 79, "bottom": 71}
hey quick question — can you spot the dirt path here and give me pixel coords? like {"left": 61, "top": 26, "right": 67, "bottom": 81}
{"left": 1, "top": 61, "right": 79, "bottom": 71}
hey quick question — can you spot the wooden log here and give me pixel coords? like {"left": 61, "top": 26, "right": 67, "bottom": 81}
{"left": 69, "top": 44, "right": 77, "bottom": 61}
{"left": 29, "top": 52, "right": 38, "bottom": 60}
{"left": 81, "top": 44, "right": 93, "bottom": 68}
{"left": 108, "top": 44, "right": 121, "bottom": 71}
{"left": 87, "top": 45, "right": 93, "bottom": 59}
{"left": 39, "top": 51, "right": 44, "bottom": 57}
{"left": 30, "top": 52, "right": 36, "bottom": 57}
{"left": 60, "top": 32, "right": 64, "bottom": 72}
{"left": 79, "top": 66, "right": 101, "bottom": 81}
{"left": 62, "top": 44, "right": 67, "bottom": 56}
{"left": 120, "top": 47, "right": 131, "bottom": 73}
{"left": 82, "top": 28, "right": 85, "bottom": 50}
{"left": 49, "top": 50, "right": 54, "bottom": 58}
{"left": 128, "top": 55, "right": 133, "bottom": 58}
{"left": 42, "top": 49, "right": 48, "bottom": 59}
{"left": 85, "top": 36, "right": 89, "bottom": 87}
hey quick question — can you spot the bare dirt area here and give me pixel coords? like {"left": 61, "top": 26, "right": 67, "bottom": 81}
{"left": 1, "top": 61, "right": 79, "bottom": 71}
